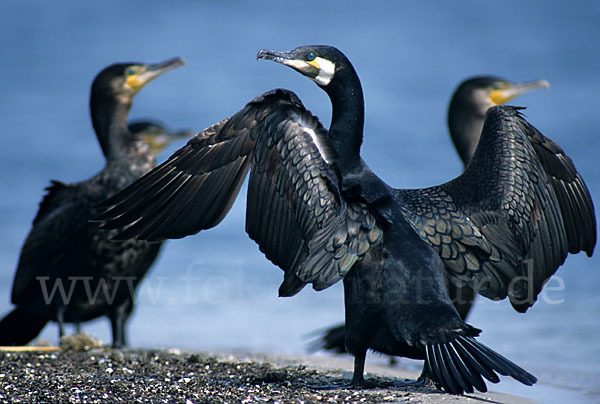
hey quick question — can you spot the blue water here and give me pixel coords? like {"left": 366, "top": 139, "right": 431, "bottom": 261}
{"left": 1, "top": 1, "right": 599, "bottom": 403}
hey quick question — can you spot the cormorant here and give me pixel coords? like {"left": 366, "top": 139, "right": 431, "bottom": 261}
{"left": 95, "top": 46, "right": 595, "bottom": 393}
{"left": 128, "top": 119, "right": 194, "bottom": 154}
{"left": 0, "top": 57, "right": 184, "bottom": 348}
{"left": 314, "top": 76, "right": 551, "bottom": 356}
{"left": 448, "top": 76, "right": 550, "bottom": 167}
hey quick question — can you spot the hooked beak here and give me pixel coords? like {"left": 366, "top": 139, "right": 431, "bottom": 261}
{"left": 257, "top": 49, "right": 292, "bottom": 63}
{"left": 490, "top": 79, "right": 550, "bottom": 105}
{"left": 127, "top": 57, "right": 186, "bottom": 92}
{"left": 257, "top": 49, "right": 319, "bottom": 78}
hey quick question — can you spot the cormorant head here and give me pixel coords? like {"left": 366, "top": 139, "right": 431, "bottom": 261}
{"left": 448, "top": 76, "right": 549, "bottom": 166}
{"left": 258, "top": 45, "right": 365, "bottom": 162}
{"left": 257, "top": 45, "right": 351, "bottom": 88}
{"left": 91, "top": 57, "right": 186, "bottom": 105}
{"left": 128, "top": 120, "right": 194, "bottom": 153}
{"left": 451, "top": 76, "right": 549, "bottom": 117}
{"left": 90, "top": 58, "right": 185, "bottom": 158}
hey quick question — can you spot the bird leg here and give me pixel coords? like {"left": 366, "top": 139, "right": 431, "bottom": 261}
{"left": 109, "top": 300, "right": 130, "bottom": 348}
{"left": 416, "top": 366, "right": 434, "bottom": 387}
{"left": 350, "top": 351, "right": 413, "bottom": 389}
{"left": 56, "top": 306, "right": 66, "bottom": 340}
{"left": 109, "top": 313, "right": 126, "bottom": 348}
{"left": 350, "top": 350, "right": 371, "bottom": 387}
{"left": 310, "top": 349, "right": 382, "bottom": 389}
{"left": 389, "top": 366, "right": 434, "bottom": 388}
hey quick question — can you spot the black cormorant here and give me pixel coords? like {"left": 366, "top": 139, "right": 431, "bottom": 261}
{"left": 314, "top": 76, "right": 551, "bottom": 355}
{"left": 0, "top": 58, "right": 184, "bottom": 348}
{"left": 95, "top": 46, "right": 595, "bottom": 393}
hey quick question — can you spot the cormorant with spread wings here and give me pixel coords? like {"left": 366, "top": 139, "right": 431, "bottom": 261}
{"left": 314, "top": 75, "right": 551, "bottom": 355}
{"left": 96, "top": 46, "right": 595, "bottom": 394}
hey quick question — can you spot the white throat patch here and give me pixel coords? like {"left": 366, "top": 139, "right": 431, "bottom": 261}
{"left": 284, "top": 59, "right": 311, "bottom": 71}
{"left": 473, "top": 88, "right": 497, "bottom": 110}
{"left": 313, "top": 57, "right": 335, "bottom": 86}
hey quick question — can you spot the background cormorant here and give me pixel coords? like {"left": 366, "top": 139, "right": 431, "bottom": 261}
{"left": 128, "top": 120, "right": 194, "bottom": 154}
{"left": 448, "top": 76, "right": 550, "bottom": 167}
{"left": 95, "top": 46, "right": 595, "bottom": 393}
{"left": 0, "top": 58, "right": 184, "bottom": 348}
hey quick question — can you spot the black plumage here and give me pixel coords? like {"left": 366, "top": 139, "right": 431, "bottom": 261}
{"left": 315, "top": 76, "right": 551, "bottom": 354}
{"left": 95, "top": 46, "right": 595, "bottom": 393}
{"left": 0, "top": 58, "right": 184, "bottom": 348}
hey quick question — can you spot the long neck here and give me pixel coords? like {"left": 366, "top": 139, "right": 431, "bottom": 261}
{"left": 325, "top": 68, "right": 365, "bottom": 175}
{"left": 447, "top": 98, "right": 485, "bottom": 168}
{"left": 90, "top": 95, "right": 135, "bottom": 160}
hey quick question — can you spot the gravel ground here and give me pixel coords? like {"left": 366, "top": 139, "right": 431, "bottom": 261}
{"left": 0, "top": 339, "right": 535, "bottom": 404}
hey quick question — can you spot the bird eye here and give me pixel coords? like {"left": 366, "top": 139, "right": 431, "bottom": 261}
{"left": 307, "top": 52, "right": 316, "bottom": 61}
{"left": 127, "top": 68, "right": 136, "bottom": 76}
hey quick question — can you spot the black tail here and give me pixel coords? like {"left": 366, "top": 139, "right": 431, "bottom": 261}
{"left": 424, "top": 335, "right": 537, "bottom": 394}
{"left": 306, "top": 323, "right": 347, "bottom": 353}
{"left": 0, "top": 307, "right": 49, "bottom": 346}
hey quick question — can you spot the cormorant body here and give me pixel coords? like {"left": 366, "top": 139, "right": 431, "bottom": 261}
{"left": 315, "top": 75, "right": 550, "bottom": 355}
{"left": 95, "top": 46, "right": 595, "bottom": 393}
{"left": 0, "top": 58, "right": 184, "bottom": 347}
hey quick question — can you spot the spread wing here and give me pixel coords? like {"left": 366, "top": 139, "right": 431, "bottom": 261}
{"left": 96, "top": 89, "right": 382, "bottom": 293}
{"left": 244, "top": 96, "right": 382, "bottom": 293}
{"left": 95, "top": 115, "right": 252, "bottom": 241}
{"left": 398, "top": 106, "right": 595, "bottom": 312}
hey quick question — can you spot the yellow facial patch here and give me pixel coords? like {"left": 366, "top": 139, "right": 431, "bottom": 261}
{"left": 489, "top": 80, "right": 550, "bottom": 105}
{"left": 307, "top": 59, "right": 320, "bottom": 69}
{"left": 125, "top": 75, "right": 145, "bottom": 91}
{"left": 489, "top": 89, "right": 512, "bottom": 105}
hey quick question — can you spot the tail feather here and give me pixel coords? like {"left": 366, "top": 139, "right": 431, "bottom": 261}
{"left": 446, "top": 341, "right": 487, "bottom": 392}
{"left": 305, "top": 324, "right": 347, "bottom": 353}
{"left": 428, "top": 344, "right": 457, "bottom": 393}
{"left": 425, "top": 336, "right": 536, "bottom": 394}
{"left": 438, "top": 344, "right": 473, "bottom": 394}
{"left": 451, "top": 338, "right": 500, "bottom": 383}
{"left": 0, "top": 307, "right": 49, "bottom": 346}
{"left": 460, "top": 336, "right": 537, "bottom": 385}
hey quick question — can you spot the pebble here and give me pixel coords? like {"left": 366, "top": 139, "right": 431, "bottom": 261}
{"left": 0, "top": 348, "right": 434, "bottom": 403}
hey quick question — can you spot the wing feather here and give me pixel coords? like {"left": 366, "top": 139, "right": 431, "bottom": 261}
{"left": 96, "top": 114, "right": 253, "bottom": 241}
{"left": 398, "top": 106, "right": 596, "bottom": 311}
{"left": 96, "top": 89, "right": 383, "bottom": 292}
{"left": 244, "top": 95, "right": 382, "bottom": 292}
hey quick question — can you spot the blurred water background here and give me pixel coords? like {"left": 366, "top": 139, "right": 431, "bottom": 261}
{"left": 0, "top": 1, "right": 598, "bottom": 403}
